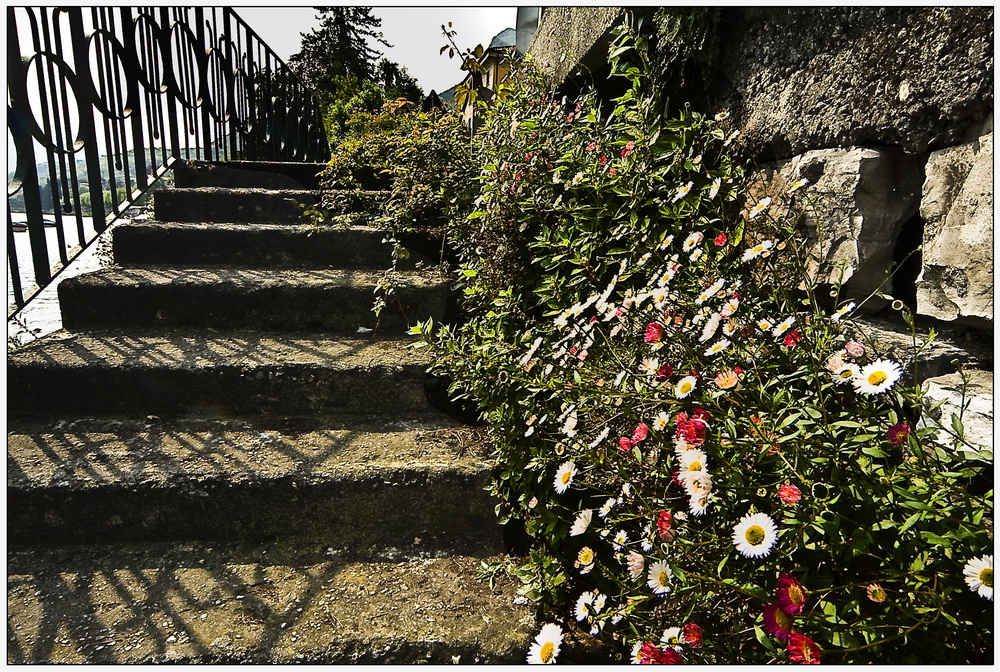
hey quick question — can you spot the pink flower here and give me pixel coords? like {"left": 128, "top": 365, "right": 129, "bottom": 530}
{"left": 762, "top": 603, "right": 795, "bottom": 643}
{"left": 626, "top": 551, "right": 645, "bottom": 579}
{"left": 619, "top": 437, "right": 635, "bottom": 453}
{"left": 844, "top": 339, "right": 865, "bottom": 357}
{"left": 714, "top": 370, "right": 739, "bottom": 390}
{"left": 682, "top": 622, "right": 703, "bottom": 648}
{"left": 567, "top": 113, "right": 575, "bottom": 122}
{"left": 776, "top": 573, "right": 808, "bottom": 615}
{"left": 887, "top": 422, "right": 910, "bottom": 446}
{"left": 656, "top": 364, "right": 673, "bottom": 382}
{"left": 714, "top": 232, "right": 727, "bottom": 246}
{"left": 586, "top": 141, "right": 597, "bottom": 151}
{"left": 644, "top": 322, "right": 665, "bottom": 343}
{"left": 783, "top": 330, "right": 801, "bottom": 348}
{"left": 620, "top": 140, "right": 636, "bottom": 158}
{"left": 777, "top": 483, "right": 802, "bottom": 506}
{"left": 786, "top": 633, "right": 822, "bottom": 664}
{"left": 637, "top": 642, "right": 682, "bottom": 664}
{"left": 656, "top": 510, "right": 675, "bottom": 540}
{"left": 632, "top": 422, "right": 650, "bottom": 443}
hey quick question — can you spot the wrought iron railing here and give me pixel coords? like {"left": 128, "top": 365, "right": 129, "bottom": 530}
{"left": 7, "top": 6, "right": 330, "bottom": 315}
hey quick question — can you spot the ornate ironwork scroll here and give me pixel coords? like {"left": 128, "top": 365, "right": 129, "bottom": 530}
{"left": 7, "top": 7, "right": 329, "bottom": 315}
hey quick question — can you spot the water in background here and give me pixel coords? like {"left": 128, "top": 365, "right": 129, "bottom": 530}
{"left": 8, "top": 213, "right": 126, "bottom": 346}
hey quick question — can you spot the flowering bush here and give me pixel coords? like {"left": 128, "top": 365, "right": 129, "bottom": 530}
{"left": 414, "top": 23, "right": 992, "bottom": 664}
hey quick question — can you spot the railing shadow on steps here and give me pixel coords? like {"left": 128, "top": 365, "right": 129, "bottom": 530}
{"left": 7, "top": 6, "right": 330, "bottom": 317}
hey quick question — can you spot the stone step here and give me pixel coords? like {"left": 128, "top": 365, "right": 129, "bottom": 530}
{"left": 7, "top": 330, "right": 433, "bottom": 419}
{"left": 8, "top": 416, "right": 496, "bottom": 544}
{"left": 57, "top": 267, "right": 446, "bottom": 332}
{"left": 112, "top": 222, "right": 435, "bottom": 269}
{"left": 7, "top": 538, "right": 534, "bottom": 663}
{"left": 153, "top": 188, "right": 386, "bottom": 224}
{"left": 172, "top": 160, "right": 328, "bottom": 190}
{"left": 171, "top": 160, "right": 390, "bottom": 191}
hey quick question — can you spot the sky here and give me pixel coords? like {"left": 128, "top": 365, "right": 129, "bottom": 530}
{"left": 235, "top": 6, "right": 518, "bottom": 96}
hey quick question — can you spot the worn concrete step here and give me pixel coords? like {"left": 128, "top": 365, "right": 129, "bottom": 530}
{"left": 8, "top": 416, "right": 497, "bottom": 544}
{"left": 58, "top": 267, "right": 446, "bottom": 332}
{"left": 171, "top": 160, "right": 390, "bottom": 191}
{"left": 153, "top": 188, "right": 386, "bottom": 223}
{"left": 7, "top": 330, "right": 433, "bottom": 419}
{"left": 112, "top": 222, "right": 435, "bottom": 269}
{"left": 7, "top": 538, "right": 534, "bottom": 663}
{"left": 172, "top": 160, "right": 328, "bottom": 190}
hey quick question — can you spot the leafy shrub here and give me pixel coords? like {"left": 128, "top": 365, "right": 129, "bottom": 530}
{"left": 414, "top": 23, "right": 992, "bottom": 664}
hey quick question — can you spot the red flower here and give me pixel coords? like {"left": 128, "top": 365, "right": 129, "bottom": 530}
{"left": 762, "top": 603, "right": 795, "bottom": 643}
{"left": 609, "top": 168, "right": 617, "bottom": 176}
{"left": 567, "top": 113, "right": 575, "bottom": 122}
{"left": 586, "top": 141, "right": 598, "bottom": 151}
{"left": 777, "top": 483, "right": 802, "bottom": 506}
{"left": 637, "top": 642, "right": 683, "bottom": 664}
{"left": 786, "top": 633, "right": 821, "bottom": 664}
{"left": 656, "top": 510, "right": 674, "bottom": 540}
{"left": 776, "top": 573, "right": 808, "bottom": 615}
{"left": 714, "top": 232, "right": 728, "bottom": 246}
{"left": 655, "top": 364, "right": 673, "bottom": 382}
{"left": 682, "top": 622, "right": 702, "bottom": 648}
{"left": 783, "top": 330, "right": 801, "bottom": 348}
{"left": 644, "top": 322, "right": 665, "bottom": 343}
{"left": 620, "top": 140, "right": 636, "bottom": 158}
{"left": 632, "top": 422, "right": 650, "bottom": 443}
{"left": 619, "top": 437, "right": 635, "bottom": 453}
{"left": 887, "top": 422, "right": 910, "bottom": 446}
{"left": 599, "top": 155, "right": 608, "bottom": 165}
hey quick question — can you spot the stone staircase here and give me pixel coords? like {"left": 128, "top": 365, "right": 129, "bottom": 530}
{"left": 7, "top": 160, "right": 534, "bottom": 664}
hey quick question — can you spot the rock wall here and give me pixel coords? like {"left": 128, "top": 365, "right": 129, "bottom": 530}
{"left": 527, "top": 6, "right": 993, "bottom": 443}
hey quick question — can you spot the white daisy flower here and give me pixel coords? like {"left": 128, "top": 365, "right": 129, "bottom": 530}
{"left": 626, "top": 551, "right": 645, "bottom": 580}
{"left": 570, "top": 509, "right": 593, "bottom": 536}
{"left": 598, "top": 497, "right": 617, "bottom": 518}
{"left": 757, "top": 316, "right": 774, "bottom": 332}
{"left": 732, "top": 512, "right": 779, "bottom": 558}
{"left": 678, "top": 448, "right": 708, "bottom": 475}
{"left": 640, "top": 357, "right": 660, "bottom": 376}
{"left": 660, "top": 627, "right": 684, "bottom": 650}
{"left": 831, "top": 301, "right": 856, "bottom": 321}
{"left": 526, "top": 623, "right": 563, "bottom": 664}
{"left": 689, "top": 493, "right": 711, "bottom": 516}
{"left": 689, "top": 248, "right": 704, "bottom": 263}
{"left": 561, "top": 409, "right": 578, "bottom": 437}
{"left": 831, "top": 362, "right": 859, "bottom": 385}
{"left": 588, "top": 427, "right": 611, "bottom": 449}
{"left": 675, "top": 376, "right": 698, "bottom": 399}
{"left": 652, "top": 411, "right": 671, "bottom": 432}
{"left": 772, "top": 316, "right": 796, "bottom": 337}
{"left": 574, "top": 591, "right": 595, "bottom": 621}
{"left": 748, "top": 196, "right": 772, "bottom": 219}
{"left": 659, "top": 234, "right": 675, "bottom": 250}
{"left": 788, "top": 177, "right": 809, "bottom": 193}
{"left": 672, "top": 181, "right": 693, "bottom": 203}
{"left": 742, "top": 240, "right": 774, "bottom": 262}
{"left": 554, "top": 461, "right": 577, "bottom": 495}
{"left": 963, "top": 555, "right": 993, "bottom": 600}
{"left": 682, "top": 471, "right": 713, "bottom": 499}
{"left": 682, "top": 231, "right": 704, "bottom": 252}
{"left": 640, "top": 536, "right": 654, "bottom": 552}
{"left": 699, "top": 313, "right": 722, "bottom": 343}
{"left": 852, "top": 359, "right": 903, "bottom": 395}
{"left": 709, "top": 177, "right": 722, "bottom": 199}
{"left": 696, "top": 279, "right": 726, "bottom": 305}
{"left": 704, "top": 338, "right": 731, "bottom": 356}
{"left": 613, "top": 530, "right": 629, "bottom": 550}
{"left": 720, "top": 296, "right": 740, "bottom": 318}
{"left": 647, "top": 560, "right": 673, "bottom": 595}
{"left": 722, "top": 319, "right": 740, "bottom": 336}
{"left": 593, "top": 592, "right": 607, "bottom": 614}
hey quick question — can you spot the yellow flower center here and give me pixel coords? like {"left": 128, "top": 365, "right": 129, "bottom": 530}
{"left": 775, "top": 608, "right": 793, "bottom": 630}
{"left": 788, "top": 584, "right": 806, "bottom": 606}
{"left": 540, "top": 641, "right": 555, "bottom": 663}
{"left": 679, "top": 382, "right": 692, "bottom": 394}
{"left": 745, "top": 525, "right": 766, "bottom": 545}
{"left": 867, "top": 371, "right": 888, "bottom": 385}
{"left": 561, "top": 472, "right": 572, "bottom": 485}
{"left": 579, "top": 549, "right": 594, "bottom": 564}
{"left": 658, "top": 571, "right": 670, "bottom": 586}
{"left": 686, "top": 460, "right": 703, "bottom": 472}
{"left": 981, "top": 568, "right": 994, "bottom": 588}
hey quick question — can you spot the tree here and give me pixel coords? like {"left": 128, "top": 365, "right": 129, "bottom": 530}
{"left": 288, "top": 7, "right": 391, "bottom": 103}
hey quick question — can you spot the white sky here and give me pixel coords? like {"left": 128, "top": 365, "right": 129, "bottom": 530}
{"left": 235, "top": 6, "right": 518, "bottom": 96}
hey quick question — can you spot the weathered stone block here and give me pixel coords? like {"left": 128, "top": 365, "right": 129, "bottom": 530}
{"left": 755, "top": 147, "right": 923, "bottom": 300}
{"left": 915, "top": 130, "right": 994, "bottom": 327}
{"left": 919, "top": 370, "right": 993, "bottom": 459}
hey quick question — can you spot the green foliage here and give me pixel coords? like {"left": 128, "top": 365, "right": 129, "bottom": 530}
{"left": 412, "top": 21, "right": 992, "bottom": 665}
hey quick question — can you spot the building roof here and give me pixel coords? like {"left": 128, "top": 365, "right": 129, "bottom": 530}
{"left": 487, "top": 27, "right": 516, "bottom": 50}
